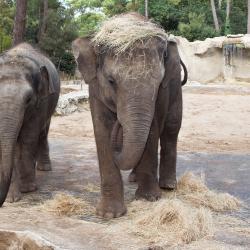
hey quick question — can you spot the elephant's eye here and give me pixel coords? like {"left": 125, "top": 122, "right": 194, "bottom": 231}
{"left": 108, "top": 77, "right": 116, "bottom": 86}
{"left": 25, "top": 92, "right": 33, "bottom": 105}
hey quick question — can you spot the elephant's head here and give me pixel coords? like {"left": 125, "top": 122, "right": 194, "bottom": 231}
{"left": 72, "top": 14, "right": 184, "bottom": 171}
{"left": 0, "top": 44, "right": 53, "bottom": 206}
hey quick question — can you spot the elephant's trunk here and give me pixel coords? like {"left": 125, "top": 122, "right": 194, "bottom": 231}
{"left": 0, "top": 106, "right": 23, "bottom": 206}
{"left": 112, "top": 95, "right": 157, "bottom": 171}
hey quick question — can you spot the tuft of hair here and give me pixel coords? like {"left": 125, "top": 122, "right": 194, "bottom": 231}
{"left": 92, "top": 12, "right": 168, "bottom": 54}
{"left": 177, "top": 172, "right": 241, "bottom": 212}
{"left": 41, "top": 192, "right": 93, "bottom": 217}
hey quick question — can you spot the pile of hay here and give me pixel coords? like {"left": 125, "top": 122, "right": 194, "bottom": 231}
{"left": 177, "top": 172, "right": 241, "bottom": 212}
{"left": 125, "top": 199, "right": 213, "bottom": 245}
{"left": 42, "top": 193, "right": 93, "bottom": 217}
{"left": 110, "top": 172, "right": 242, "bottom": 247}
{"left": 92, "top": 13, "right": 168, "bottom": 54}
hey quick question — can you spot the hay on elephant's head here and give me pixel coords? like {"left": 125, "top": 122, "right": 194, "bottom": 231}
{"left": 42, "top": 193, "right": 93, "bottom": 217}
{"left": 92, "top": 12, "right": 168, "bottom": 54}
{"left": 177, "top": 172, "right": 241, "bottom": 212}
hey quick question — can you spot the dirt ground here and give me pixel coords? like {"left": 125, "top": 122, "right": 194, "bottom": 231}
{"left": 50, "top": 85, "right": 250, "bottom": 154}
{"left": 0, "top": 84, "right": 249, "bottom": 250}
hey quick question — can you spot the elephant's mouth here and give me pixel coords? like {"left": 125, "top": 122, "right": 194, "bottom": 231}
{"left": 111, "top": 120, "right": 123, "bottom": 154}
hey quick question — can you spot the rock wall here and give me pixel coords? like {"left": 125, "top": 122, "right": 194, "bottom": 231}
{"left": 177, "top": 35, "right": 250, "bottom": 84}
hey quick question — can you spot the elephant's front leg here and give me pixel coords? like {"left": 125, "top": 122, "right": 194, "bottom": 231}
{"left": 90, "top": 96, "right": 126, "bottom": 218}
{"left": 135, "top": 117, "right": 161, "bottom": 201}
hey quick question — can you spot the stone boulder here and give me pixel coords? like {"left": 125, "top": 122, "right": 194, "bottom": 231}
{"left": 0, "top": 230, "right": 56, "bottom": 250}
{"left": 55, "top": 89, "right": 89, "bottom": 116}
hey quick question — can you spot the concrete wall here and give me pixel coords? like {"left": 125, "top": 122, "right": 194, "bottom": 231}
{"left": 176, "top": 35, "right": 250, "bottom": 84}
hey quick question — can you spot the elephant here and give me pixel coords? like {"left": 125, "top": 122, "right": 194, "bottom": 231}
{"left": 72, "top": 14, "right": 187, "bottom": 218}
{"left": 0, "top": 43, "right": 60, "bottom": 206}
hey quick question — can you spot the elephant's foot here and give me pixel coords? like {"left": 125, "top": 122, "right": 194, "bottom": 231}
{"left": 135, "top": 172, "right": 161, "bottom": 201}
{"left": 6, "top": 185, "right": 22, "bottom": 203}
{"left": 37, "top": 162, "right": 52, "bottom": 171}
{"left": 159, "top": 177, "right": 177, "bottom": 190}
{"left": 96, "top": 198, "right": 127, "bottom": 219}
{"left": 128, "top": 170, "right": 137, "bottom": 183}
{"left": 135, "top": 185, "right": 161, "bottom": 201}
{"left": 20, "top": 181, "right": 37, "bottom": 193}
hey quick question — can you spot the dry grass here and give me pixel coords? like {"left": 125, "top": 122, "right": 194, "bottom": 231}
{"left": 125, "top": 199, "right": 214, "bottom": 245}
{"left": 92, "top": 12, "right": 168, "bottom": 54}
{"left": 42, "top": 193, "right": 93, "bottom": 217}
{"left": 83, "top": 182, "right": 100, "bottom": 193}
{"left": 39, "top": 173, "right": 243, "bottom": 247}
{"left": 177, "top": 172, "right": 241, "bottom": 212}
{"left": 110, "top": 172, "right": 242, "bottom": 247}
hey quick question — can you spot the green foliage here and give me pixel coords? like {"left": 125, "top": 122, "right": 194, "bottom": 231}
{"left": 20, "top": 0, "right": 78, "bottom": 75}
{"left": 102, "top": 0, "right": 128, "bottom": 16}
{"left": 37, "top": 6, "right": 78, "bottom": 75}
{"left": 0, "top": 0, "right": 249, "bottom": 74}
{"left": 0, "top": 0, "right": 14, "bottom": 52}
{"left": 224, "top": 18, "right": 231, "bottom": 35}
{"left": 230, "top": 0, "right": 247, "bottom": 34}
{"left": 178, "top": 13, "right": 218, "bottom": 41}
{"left": 75, "top": 12, "right": 105, "bottom": 36}
{"left": 66, "top": 0, "right": 103, "bottom": 11}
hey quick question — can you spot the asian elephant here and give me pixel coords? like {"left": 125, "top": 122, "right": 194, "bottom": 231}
{"left": 72, "top": 14, "right": 187, "bottom": 218}
{"left": 0, "top": 43, "right": 60, "bottom": 206}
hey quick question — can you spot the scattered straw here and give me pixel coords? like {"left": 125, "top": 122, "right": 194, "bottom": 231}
{"left": 178, "top": 172, "right": 208, "bottom": 193}
{"left": 39, "top": 172, "right": 242, "bottom": 247}
{"left": 42, "top": 193, "right": 93, "bottom": 217}
{"left": 109, "top": 171, "right": 242, "bottom": 247}
{"left": 92, "top": 13, "right": 168, "bottom": 54}
{"left": 83, "top": 183, "right": 100, "bottom": 193}
{"left": 177, "top": 172, "right": 241, "bottom": 212}
{"left": 113, "top": 198, "right": 213, "bottom": 246}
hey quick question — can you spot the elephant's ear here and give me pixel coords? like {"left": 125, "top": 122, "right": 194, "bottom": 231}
{"left": 161, "top": 40, "right": 180, "bottom": 89}
{"left": 39, "top": 66, "right": 55, "bottom": 96}
{"left": 72, "top": 37, "right": 97, "bottom": 84}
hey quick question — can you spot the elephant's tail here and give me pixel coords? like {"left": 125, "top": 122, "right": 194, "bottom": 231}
{"left": 180, "top": 59, "right": 188, "bottom": 86}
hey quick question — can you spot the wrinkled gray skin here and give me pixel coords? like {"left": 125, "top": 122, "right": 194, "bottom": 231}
{"left": 73, "top": 37, "right": 187, "bottom": 218}
{"left": 0, "top": 43, "right": 60, "bottom": 206}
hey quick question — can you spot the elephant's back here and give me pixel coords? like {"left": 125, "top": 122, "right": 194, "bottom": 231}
{"left": 6, "top": 43, "right": 60, "bottom": 94}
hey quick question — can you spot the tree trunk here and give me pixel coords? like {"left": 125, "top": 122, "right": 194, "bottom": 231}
{"left": 131, "top": 0, "right": 136, "bottom": 11}
{"left": 38, "top": 0, "right": 48, "bottom": 43}
{"left": 210, "top": 0, "right": 220, "bottom": 32}
{"left": 248, "top": 0, "right": 250, "bottom": 33}
{"left": 226, "top": 0, "right": 231, "bottom": 20}
{"left": 12, "top": 0, "right": 28, "bottom": 46}
{"left": 224, "top": 0, "right": 231, "bottom": 34}
{"left": 144, "top": 0, "right": 148, "bottom": 19}
{"left": 218, "top": 0, "right": 222, "bottom": 10}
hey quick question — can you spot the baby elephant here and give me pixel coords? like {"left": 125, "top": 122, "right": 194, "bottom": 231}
{"left": 0, "top": 43, "right": 60, "bottom": 206}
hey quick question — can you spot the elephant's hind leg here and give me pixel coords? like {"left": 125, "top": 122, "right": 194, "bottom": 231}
{"left": 18, "top": 120, "right": 40, "bottom": 193}
{"left": 135, "top": 117, "right": 161, "bottom": 201}
{"left": 37, "top": 120, "right": 52, "bottom": 171}
{"left": 159, "top": 89, "right": 182, "bottom": 190}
